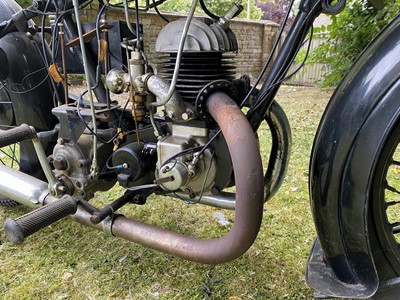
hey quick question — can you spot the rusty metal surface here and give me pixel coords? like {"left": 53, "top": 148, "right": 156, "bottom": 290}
{"left": 74, "top": 91, "right": 263, "bottom": 263}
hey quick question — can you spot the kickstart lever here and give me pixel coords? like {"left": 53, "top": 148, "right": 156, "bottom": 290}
{"left": 90, "top": 189, "right": 154, "bottom": 225}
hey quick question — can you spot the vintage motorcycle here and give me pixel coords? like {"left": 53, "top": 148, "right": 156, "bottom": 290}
{"left": 0, "top": 0, "right": 399, "bottom": 298}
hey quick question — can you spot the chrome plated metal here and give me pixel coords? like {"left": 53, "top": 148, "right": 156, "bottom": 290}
{"left": 0, "top": 164, "right": 48, "bottom": 207}
{"left": 105, "top": 69, "right": 130, "bottom": 94}
{"left": 171, "top": 191, "right": 236, "bottom": 210}
{"left": 59, "top": 22, "right": 68, "bottom": 105}
{"left": 72, "top": 0, "right": 98, "bottom": 175}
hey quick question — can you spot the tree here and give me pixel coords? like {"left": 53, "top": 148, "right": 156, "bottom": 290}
{"left": 256, "top": 0, "right": 294, "bottom": 30}
{"left": 306, "top": 0, "right": 400, "bottom": 86}
{"left": 159, "top": 0, "right": 262, "bottom": 20}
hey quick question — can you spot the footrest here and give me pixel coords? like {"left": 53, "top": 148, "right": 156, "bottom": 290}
{"left": 3, "top": 196, "right": 77, "bottom": 244}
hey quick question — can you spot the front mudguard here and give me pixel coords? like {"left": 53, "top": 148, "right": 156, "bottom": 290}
{"left": 307, "top": 15, "right": 400, "bottom": 298}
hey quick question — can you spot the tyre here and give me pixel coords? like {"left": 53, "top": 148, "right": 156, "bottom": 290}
{"left": 0, "top": 89, "right": 20, "bottom": 208}
{"left": 0, "top": 143, "right": 21, "bottom": 207}
{"left": 0, "top": 195, "right": 20, "bottom": 208}
{"left": 307, "top": 15, "right": 400, "bottom": 298}
{"left": 370, "top": 120, "right": 400, "bottom": 287}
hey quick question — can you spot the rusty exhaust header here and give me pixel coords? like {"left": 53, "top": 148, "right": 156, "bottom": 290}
{"left": 1, "top": 91, "right": 264, "bottom": 263}
{"left": 71, "top": 91, "right": 264, "bottom": 263}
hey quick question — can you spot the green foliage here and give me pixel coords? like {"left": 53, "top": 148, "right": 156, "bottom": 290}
{"left": 15, "top": 0, "right": 262, "bottom": 19}
{"left": 158, "top": 0, "right": 262, "bottom": 20}
{"left": 0, "top": 85, "right": 330, "bottom": 300}
{"left": 15, "top": 0, "right": 31, "bottom": 7}
{"left": 304, "top": 0, "right": 400, "bottom": 86}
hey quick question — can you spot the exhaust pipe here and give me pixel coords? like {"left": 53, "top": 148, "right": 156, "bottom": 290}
{"left": 1, "top": 91, "right": 264, "bottom": 263}
{"left": 73, "top": 91, "right": 265, "bottom": 263}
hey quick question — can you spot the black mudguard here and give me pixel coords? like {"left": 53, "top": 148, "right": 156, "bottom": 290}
{"left": 0, "top": 0, "right": 60, "bottom": 179}
{"left": 306, "top": 15, "right": 400, "bottom": 298}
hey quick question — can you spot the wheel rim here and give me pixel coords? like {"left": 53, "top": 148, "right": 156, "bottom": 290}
{"left": 0, "top": 132, "right": 20, "bottom": 206}
{"left": 0, "top": 141, "right": 19, "bottom": 169}
{"left": 0, "top": 96, "right": 21, "bottom": 206}
{"left": 0, "top": 89, "right": 18, "bottom": 168}
{"left": 372, "top": 124, "right": 400, "bottom": 273}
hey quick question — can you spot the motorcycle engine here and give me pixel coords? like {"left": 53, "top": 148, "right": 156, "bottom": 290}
{"left": 104, "top": 10, "right": 243, "bottom": 198}
{"left": 155, "top": 18, "right": 238, "bottom": 103}
{"left": 151, "top": 16, "right": 239, "bottom": 195}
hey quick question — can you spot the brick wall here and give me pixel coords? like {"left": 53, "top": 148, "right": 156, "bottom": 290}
{"left": 88, "top": 8, "right": 279, "bottom": 81}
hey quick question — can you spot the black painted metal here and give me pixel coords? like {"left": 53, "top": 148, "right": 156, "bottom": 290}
{"left": 308, "top": 14, "right": 400, "bottom": 298}
{"left": 247, "top": 0, "right": 322, "bottom": 132}
{"left": 62, "top": 14, "right": 108, "bottom": 104}
{"left": 0, "top": 0, "right": 60, "bottom": 180}
{"left": 54, "top": 21, "right": 136, "bottom": 74}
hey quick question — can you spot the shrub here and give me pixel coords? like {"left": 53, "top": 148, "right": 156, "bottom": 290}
{"left": 305, "top": 0, "right": 400, "bottom": 86}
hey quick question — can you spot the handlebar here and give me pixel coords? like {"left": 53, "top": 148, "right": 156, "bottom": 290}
{"left": 0, "top": 0, "right": 92, "bottom": 39}
{"left": 0, "top": 8, "right": 38, "bottom": 39}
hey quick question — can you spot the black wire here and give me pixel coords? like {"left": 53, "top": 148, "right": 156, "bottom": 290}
{"left": 195, "top": 11, "right": 315, "bottom": 159}
{"left": 51, "top": 12, "right": 69, "bottom": 68}
{"left": 92, "top": 2, "right": 107, "bottom": 92}
{"left": 96, "top": 4, "right": 108, "bottom": 41}
{"left": 109, "top": 0, "right": 167, "bottom": 10}
{"left": 161, "top": 158, "right": 178, "bottom": 173}
{"left": 76, "top": 97, "right": 119, "bottom": 144}
{"left": 199, "top": 0, "right": 219, "bottom": 20}
{"left": 40, "top": 1, "right": 52, "bottom": 68}
{"left": 239, "top": 0, "right": 295, "bottom": 109}
{"left": 160, "top": 146, "right": 204, "bottom": 169}
{"left": 153, "top": 0, "right": 169, "bottom": 23}
{"left": 1, "top": 73, "right": 51, "bottom": 95}
{"left": 109, "top": 52, "right": 128, "bottom": 70}
{"left": 38, "top": 1, "right": 63, "bottom": 105}
{"left": 25, "top": 0, "right": 94, "bottom": 16}
{"left": 199, "top": 0, "right": 242, "bottom": 20}
{"left": 197, "top": 150, "right": 215, "bottom": 202}
{"left": 118, "top": 98, "right": 131, "bottom": 129}
{"left": 248, "top": 26, "right": 315, "bottom": 113}
{"left": 19, "top": 66, "right": 48, "bottom": 86}
{"left": 253, "top": 0, "right": 322, "bottom": 108}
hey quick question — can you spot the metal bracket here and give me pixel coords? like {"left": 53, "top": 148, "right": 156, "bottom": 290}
{"left": 30, "top": 127, "right": 63, "bottom": 197}
{"left": 102, "top": 216, "right": 115, "bottom": 236}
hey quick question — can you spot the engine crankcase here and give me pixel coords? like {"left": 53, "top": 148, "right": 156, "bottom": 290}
{"left": 156, "top": 122, "right": 217, "bottom": 195}
{"left": 52, "top": 135, "right": 115, "bottom": 199}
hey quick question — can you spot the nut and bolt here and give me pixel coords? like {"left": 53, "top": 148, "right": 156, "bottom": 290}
{"left": 181, "top": 111, "right": 194, "bottom": 121}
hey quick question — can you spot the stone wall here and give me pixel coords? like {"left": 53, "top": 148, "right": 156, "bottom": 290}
{"left": 84, "top": 8, "right": 279, "bottom": 81}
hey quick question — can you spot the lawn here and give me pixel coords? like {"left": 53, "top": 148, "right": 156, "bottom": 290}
{"left": 0, "top": 85, "right": 334, "bottom": 299}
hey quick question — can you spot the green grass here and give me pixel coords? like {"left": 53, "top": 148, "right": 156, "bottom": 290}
{"left": 0, "top": 85, "right": 333, "bottom": 300}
